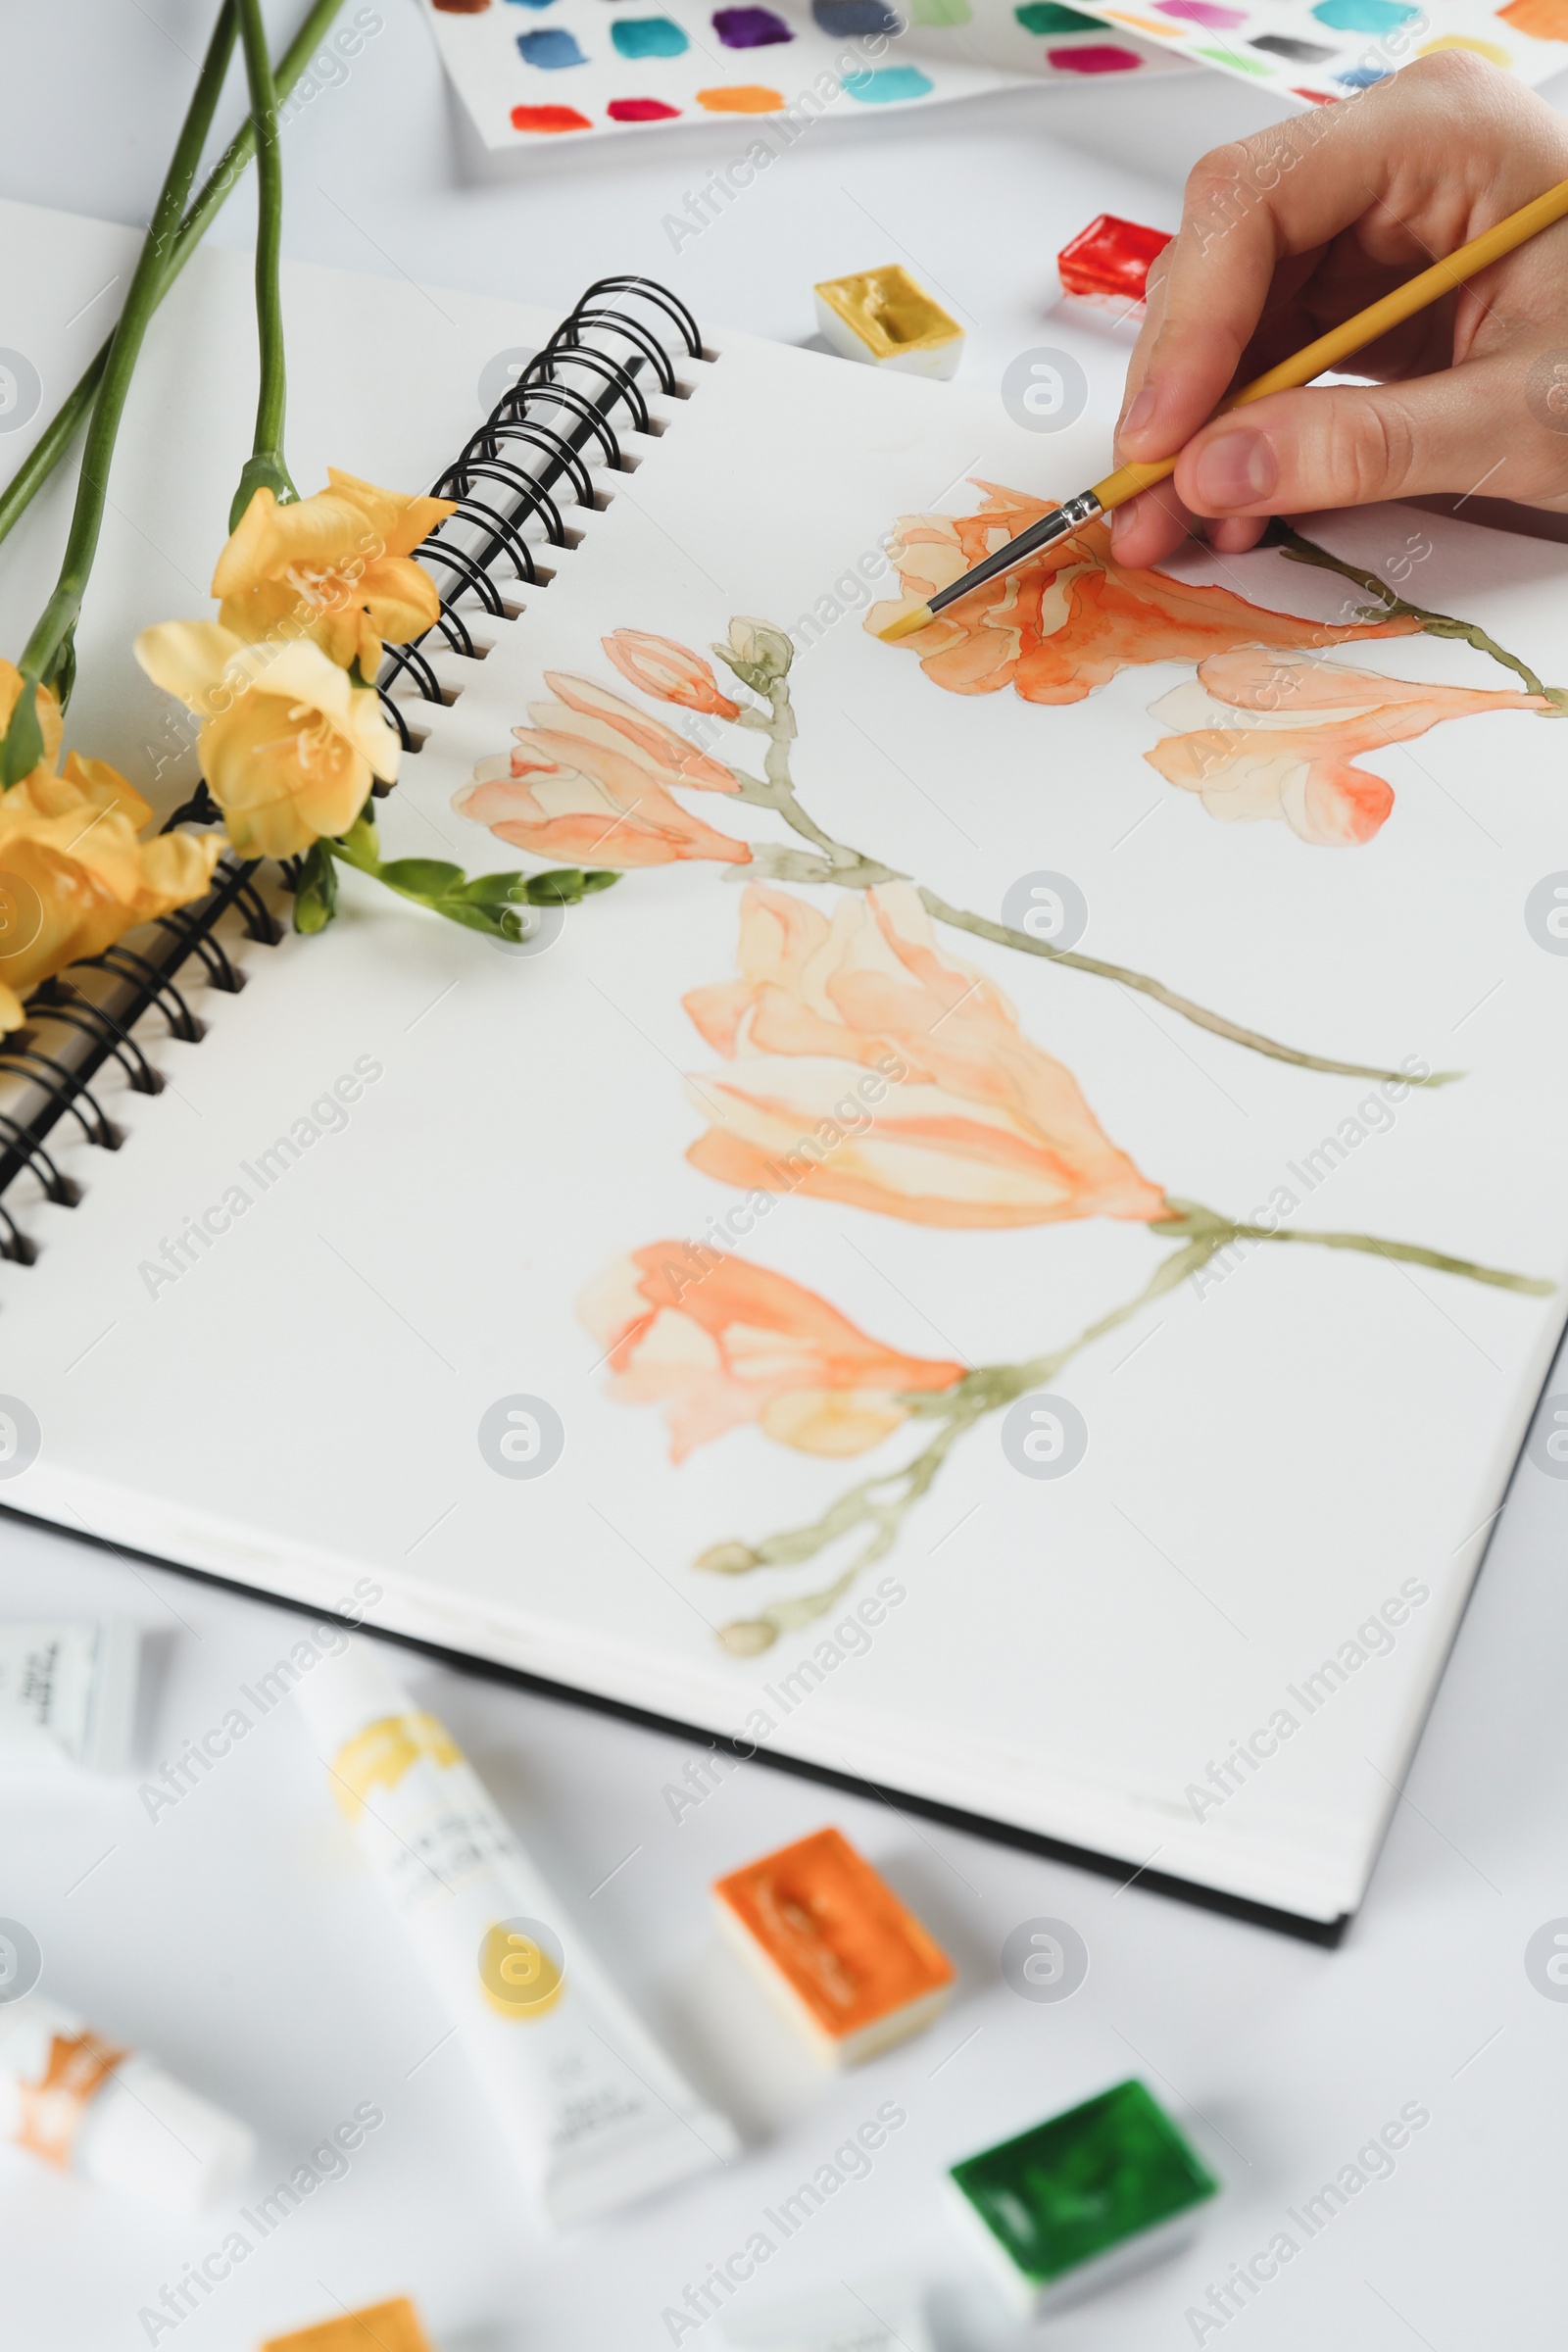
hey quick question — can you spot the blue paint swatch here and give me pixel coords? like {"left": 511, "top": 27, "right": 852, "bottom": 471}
{"left": 1334, "top": 58, "right": 1392, "bottom": 81}
{"left": 516, "top": 24, "right": 588, "bottom": 62}
{"left": 1310, "top": 0, "right": 1416, "bottom": 28}
{"left": 815, "top": 0, "right": 904, "bottom": 31}
{"left": 505, "top": 0, "right": 560, "bottom": 10}
{"left": 612, "top": 12, "right": 690, "bottom": 50}
{"left": 713, "top": 6, "right": 794, "bottom": 42}
{"left": 845, "top": 63, "right": 934, "bottom": 97}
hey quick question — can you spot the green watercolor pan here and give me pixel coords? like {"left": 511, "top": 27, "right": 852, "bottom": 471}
{"left": 947, "top": 2079, "right": 1220, "bottom": 2316}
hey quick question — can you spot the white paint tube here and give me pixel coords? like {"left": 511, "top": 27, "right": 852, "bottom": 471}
{"left": 296, "top": 1641, "right": 737, "bottom": 2230}
{"left": 0, "top": 1622, "right": 139, "bottom": 1771}
{"left": 0, "top": 1994, "right": 253, "bottom": 2212}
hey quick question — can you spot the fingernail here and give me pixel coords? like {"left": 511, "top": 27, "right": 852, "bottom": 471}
{"left": 1109, "top": 501, "right": 1137, "bottom": 541}
{"left": 1122, "top": 385, "right": 1158, "bottom": 440}
{"left": 1192, "top": 428, "right": 1277, "bottom": 512}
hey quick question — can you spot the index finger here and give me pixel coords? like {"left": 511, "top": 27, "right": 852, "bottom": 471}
{"left": 1114, "top": 54, "right": 1556, "bottom": 468}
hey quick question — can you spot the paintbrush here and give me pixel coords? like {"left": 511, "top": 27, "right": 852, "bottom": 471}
{"left": 878, "top": 173, "right": 1568, "bottom": 644}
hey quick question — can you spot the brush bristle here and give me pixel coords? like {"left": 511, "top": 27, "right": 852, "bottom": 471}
{"left": 878, "top": 602, "right": 935, "bottom": 644}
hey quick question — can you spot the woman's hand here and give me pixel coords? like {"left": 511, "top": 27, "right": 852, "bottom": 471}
{"left": 1110, "top": 53, "right": 1568, "bottom": 569}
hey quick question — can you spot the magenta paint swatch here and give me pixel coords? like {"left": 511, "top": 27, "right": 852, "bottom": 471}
{"left": 713, "top": 5, "right": 794, "bottom": 42}
{"left": 609, "top": 94, "right": 682, "bottom": 116}
{"left": 1046, "top": 38, "right": 1143, "bottom": 66}
{"left": 1155, "top": 0, "right": 1246, "bottom": 24}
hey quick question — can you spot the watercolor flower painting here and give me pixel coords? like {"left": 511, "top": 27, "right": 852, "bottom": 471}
{"left": 683, "top": 883, "right": 1166, "bottom": 1227}
{"left": 862, "top": 482, "right": 1420, "bottom": 704}
{"left": 579, "top": 1243, "right": 965, "bottom": 1461}
{"left": 446, "top": 594, "right": 1559, "bottom": 1653}
{"left": 1144, "top": 650, "right": 1551, "bottom": 846}
{"left": 455, "top": 671, "right": 752, "bottom": 867}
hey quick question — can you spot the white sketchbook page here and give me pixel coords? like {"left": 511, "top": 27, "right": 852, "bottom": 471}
{"left": 1061, "top": 0, "right": 1568, "bottom": 105}
{"left": 3, "top": 206, "right": 1566, "bottom": 1926}
{"left": 416, "top": 0, "right": 1192, "bottom": 150}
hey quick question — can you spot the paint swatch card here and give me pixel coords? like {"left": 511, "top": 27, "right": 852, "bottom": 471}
{"left": 1058, "top": 0, "right": 1568, "bottom": 105}
{"left": 417, "top": 0, "right": 1193, "bottom": 147}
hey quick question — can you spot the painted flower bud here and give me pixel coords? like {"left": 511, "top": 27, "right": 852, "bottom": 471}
{"left": 695, "top": 1542, "right": 761, "bottom": 1577}
{"left": 723, "top": 617, "right": 794, "bottom": 688}
{"left": 603, "top": 629, "right": 741, "bottom": 719}
{"left": 717, "top": 1618, "right": 776, "bottom": 1657}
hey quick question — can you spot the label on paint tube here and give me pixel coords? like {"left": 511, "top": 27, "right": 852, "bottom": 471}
{"left": 297, "top": 1643, "right": 737, "bottom": 2229}
{"left": 0, "top": 1622, "right": 140, "bottom": 1772}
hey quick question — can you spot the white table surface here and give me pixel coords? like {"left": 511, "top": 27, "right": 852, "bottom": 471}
{"left": 3, "top": 7, "right": 1568, "bottom": 2348}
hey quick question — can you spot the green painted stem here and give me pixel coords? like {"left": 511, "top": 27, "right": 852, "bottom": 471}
{"left": 1265, "top": 519, "right": 1565, "bottom": 707}
{"left": 703, "top": 1196, "right": 1551, "bottom": 1652}
{"left": 0, "top": 0, "right": 347, "bottom": 562}
{"left": 1159, "top": 1197, "right": 1554, "bottom": 1296}
{"left": 2, "top": 3, "right": 239, "bottom": 775}
{"left": 231, "top": 0, "right": 296, "bottom": 527}
{"left": 707, "top": 1236, "right": 1229, "bottom": 1652}
{"left": 735, "top": 668, "right": 1459, "bottom": 1091}
{"left": 920, "top": 888, "right": 1456, "bottom": 1090}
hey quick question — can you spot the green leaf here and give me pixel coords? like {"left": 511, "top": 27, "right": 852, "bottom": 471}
{"left": 0, "top": 680, "right": 45, "bottom": 787}
{"left": 44, "top": 624, "right": 77, "bottom": 710}
{"left": 377, "top": 858, "right": 466, "bottom": 901}
{"left": 331, "top": 809, "right": 381, "bottom": 873}
{"left": 293, "top": 840, "right": 339, "bottom": 934}
{"left": 431, "top": 900, "right": 515, "bottom": 939}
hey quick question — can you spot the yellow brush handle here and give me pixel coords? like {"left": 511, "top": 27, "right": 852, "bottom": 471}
{"left": 1088, "top": 173, "right": 1568, "bottom": 515}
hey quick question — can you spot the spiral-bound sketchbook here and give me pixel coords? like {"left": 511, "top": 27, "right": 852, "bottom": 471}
{"left": 4, "top": 200, "right": 1568, "bottom": 1939}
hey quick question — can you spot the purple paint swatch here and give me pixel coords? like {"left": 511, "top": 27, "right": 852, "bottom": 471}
{"left": 1156, "top": 0, "right": 1246, "bottom": 24}
{"left": 713, "top": 6, "right": 794, "bottom": 43}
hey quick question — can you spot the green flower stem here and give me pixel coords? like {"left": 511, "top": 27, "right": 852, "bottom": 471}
{"left": 704, "top": 1198, "right": 1552, "bottom": 1652}
{"left": 0, "top": 0, "right": 348, "bottom": 561}
{"left": 1, "top": 2, "right": 240, "bottom": 778}
{"left": 709, "top": 1234, "right": 1229, "bottom": 1653}
{"left": 1157, "top": 1195, "right": 1555, "bottom": 1296}
{"left": 230, "top": 0, "right": 297, "bottom": 527}
{"left": 1265, "top": 519, "right": 1567, "bottom": 709}
{"left": 294, "top": 802, "right": 620, "bottom": 939}
{"left": 919, "top": 889, "right": 1457, "bottom": 1089}
{"left": 727, "top": 667, "right": 1457, "bottom": 1092}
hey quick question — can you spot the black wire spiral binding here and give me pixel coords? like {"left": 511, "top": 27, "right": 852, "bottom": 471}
{"left": 0, "top": 278, "right": 705, "bottom": 1254}
{"left": 0, "top": 856, "right": 280, "bottom": 1251}
{"left": 375, "top": 274, "right": 704, "bottom": 752}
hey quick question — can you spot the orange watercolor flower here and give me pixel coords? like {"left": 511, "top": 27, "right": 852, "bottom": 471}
{"left": 683, "top": 881, "right": 1166, "bottom": 1229}
{"left": 579, "top": 1242, "right": 965, "bottom": 1460}
{"left": 454, "top": 669, "right": 752, "bottom": 868}
{"left": 1146, "top": 649, "right": 1550, "bottom": 846}
{"left": 603, "top": 630, "right": 742, "bottom": 720}
{"left": 865, "top": 481, "right": 1420, "bottom": 706}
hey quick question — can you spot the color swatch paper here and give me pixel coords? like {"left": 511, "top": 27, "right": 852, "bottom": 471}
{"left": 418, "top": 0, "right": 1195, "bottom": 146}
{"left": 1056, "top": 0, "right": 1568, "bottom": 103}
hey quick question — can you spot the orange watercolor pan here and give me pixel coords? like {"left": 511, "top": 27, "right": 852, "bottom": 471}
{"left": 712, "top": 1826, "right": 956, "bottom": 2066}
{"left": 261, "top": 2298, "right": 435, "bottom": 2352}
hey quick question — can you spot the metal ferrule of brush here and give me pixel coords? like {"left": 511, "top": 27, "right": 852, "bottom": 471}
{"left": 931, "top": 488, "right": 1103, "bottom": 614}
{"left": 1045, "top": 487, "right": 1104, "bottom": 538}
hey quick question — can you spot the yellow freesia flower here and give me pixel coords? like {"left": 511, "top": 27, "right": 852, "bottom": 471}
{"left": 0, "top": 751, "right": 222, "bottom": 1034}
{"left": 133, "top": 622, "right": 400, "bottom": 860}
{"left": 213, "top": 469, "right": 456, "bottom": 674}
{"left": 0, "top": 660, "right": 65, "bottom": 791}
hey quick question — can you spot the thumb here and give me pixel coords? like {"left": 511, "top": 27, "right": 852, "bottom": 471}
{"left": 1170, "top": 364, "right": 1513, "bottom": 520}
